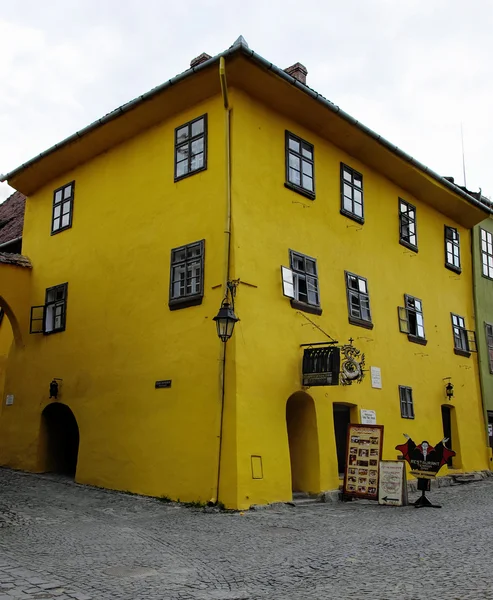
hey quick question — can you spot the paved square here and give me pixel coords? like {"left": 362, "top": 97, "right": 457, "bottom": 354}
{"left": 1, "top": 468, "right": 493, "bottom": 599}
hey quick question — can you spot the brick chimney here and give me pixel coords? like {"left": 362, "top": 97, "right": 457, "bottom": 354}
{"left": 190, "top": 53, "right": 212, "bottom": 68}
{"left": 284, "top": 62, "right": 308, "bottom": 84}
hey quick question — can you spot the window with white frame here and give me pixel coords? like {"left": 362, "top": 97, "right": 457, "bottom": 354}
{"left": 52, "top": 182, "right": 74, "bottom": 234}
{"left": 345, "top": 272, "right": 372, "bottom": 327}
{"left": 481, "top": 229, "right": 493, "bottom": 279}
{"left": 341, "top": 164, "right": 364, "bottom": 222}
{"left": 445, "top": 226, "right": 461, "bottom": 272}
{"left": 398, "top": 295, "right": 426, "bottom": 343}
{"left": 399, "top": 199, "right": 417, "bottom": 251}
{"left": 451, "top": 313, "right": 476, "bottom": 356}
{"left": 285, "top": 132, "right": 315, "bottom": 197}
{"left": 30, "top": 283, "right": 68, "bottom": 334}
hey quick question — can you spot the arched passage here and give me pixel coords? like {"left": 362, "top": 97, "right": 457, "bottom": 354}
{"left": 286, "top": 391, "right": 320, "bottom": 493}
{"left": 39, "top": 403, "right": 79, "bottom": 476}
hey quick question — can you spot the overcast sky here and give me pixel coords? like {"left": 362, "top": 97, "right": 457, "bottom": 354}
{"left": 1, "top": 0, "right": 492, "bottom": 203}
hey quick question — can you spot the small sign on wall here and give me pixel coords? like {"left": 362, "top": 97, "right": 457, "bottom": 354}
{"left": 360, "top": 409, "right": 377, "bottom": 425}
{"left": 370, "top": 367, "right": 382, "bottom": 389}
{"left": 5, "top": 394, "right": 14, "bottom": 406}
{"left": 155, "top": 380, "right": 172, "bottom": 389}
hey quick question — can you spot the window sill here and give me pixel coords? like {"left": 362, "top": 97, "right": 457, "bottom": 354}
{"left": 174, "top": 165, "right": 207, "bottom": 183}
{"left": 407, "top": 335, "right": 427, "bottom": 346}
{"left": 51, "top": 225, "right": 72, "bottom": 236}
{"left": 284, "top": 182, "right": 315, "bottom": 201}
{"left": 340, "top": 209, "right": 364, "bottom": 225}
{"left": 454, "top": 348, "right": 471, "bottom": 358}
{"left": 169, "top": 295, "right": 203, "bottom": 311}
{"left": 290, "top": 299, "right": 322, "bottom": 316}
{"left": 399, "top": 239, "right": 418, "bottom": 253}
{"left": 445, "top": 263, "right": 462, "bottom": 275}
{"left": 348, "top": 316, "right": 373, "bottom": 330}
{"left": 400, "top": 415, "right": 415, "bottom": 420}
{"left": 43, "top": 328, "right": 66, "bottom": 335}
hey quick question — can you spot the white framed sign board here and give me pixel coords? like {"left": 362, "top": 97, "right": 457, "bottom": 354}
{"left": 378, "top": 460, "right": 407, "bottom": 506}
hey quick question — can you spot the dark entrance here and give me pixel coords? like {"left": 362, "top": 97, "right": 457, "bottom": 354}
{"left": 333, "top": 404, "right": 351, "bottom": 474}
{"left": 441, "top": 406, "right": 453, "bottom": 467}
{"left": 41, "top": 403, "right": 79, "bottom": 476}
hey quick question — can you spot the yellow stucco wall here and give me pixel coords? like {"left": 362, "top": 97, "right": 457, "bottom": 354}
{"left": 0, "top": 77, "right": 489, "bottom": 510}
{"left": 0, "top": 95, "right": 234, "bottom": 504}
{"left": 229, "top": 89, "right": 489, "bottom": 509}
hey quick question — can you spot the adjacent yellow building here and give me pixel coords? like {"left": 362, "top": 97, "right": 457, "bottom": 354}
{"left": 0, "top": 37, "right": 491, "bottom": 509}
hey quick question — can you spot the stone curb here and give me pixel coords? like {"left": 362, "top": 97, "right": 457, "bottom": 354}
{"left": 249, "top": 470, "right": 493, "bottom": 510}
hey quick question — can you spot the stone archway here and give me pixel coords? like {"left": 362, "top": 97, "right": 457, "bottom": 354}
{"left": 286, "top": 391, "right": 320, "bottom": 493}
{"left": 39, "top": 403, "right": 80, "bottom": 477}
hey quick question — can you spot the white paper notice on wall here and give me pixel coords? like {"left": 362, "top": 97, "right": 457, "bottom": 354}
{"left": 5, "top": 395, "right": 14, "bottom": 406}
{"left": 370, "top": 366, "right": 382, "bottom": 389}
{"left": 360, "top": 409, "right": 377, "bottom": 425}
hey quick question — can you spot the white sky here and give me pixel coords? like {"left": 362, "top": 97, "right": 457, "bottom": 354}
{"left": 1, "top": 0, "right": 492, "bottom": 202}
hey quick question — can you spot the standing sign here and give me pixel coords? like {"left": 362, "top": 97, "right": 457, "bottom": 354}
{"left": 343, "top": 424, "right": 384, "bottom": 500}
{"left": 395, "top": 435, "right": 455, "bottom": 479}
{"left": 378, "top": 461, "right": 407, "bottom": 506}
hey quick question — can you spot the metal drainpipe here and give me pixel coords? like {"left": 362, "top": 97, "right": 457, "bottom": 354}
{"left": 213, "top": 57, "right": 232, "bottom": 504}
{"left": 471, "top": 222, "right": 490, "bottom": 456}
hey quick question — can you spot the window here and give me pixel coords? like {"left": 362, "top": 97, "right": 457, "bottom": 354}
{"left": 51, "top": 182, "right": 74, "bottom": 234}
{"left": 445, "top": 226, "right": 461, "bottom": 273}
{"left": 451, "top": 313, "right": 476, "bottom": 356}
{"left": 285, "top": 132, "right": 315, "bottom": 198}
{"left": 174, "top": 115, "right": 207, "bottom": 181}
{"left": 345, "top": 272, "right": 372, "bottom": 328}
{"left": 169, "top": 240, "right": 205, "bottom": 309}
{"left": 399, "top": 199, "right": 417, "bottom": 251}
{"left": 399, "top": 386, "right": 414, "bottom": 419}
{"left": 281, "top": 250, "right": 321, "bottom": 315}
{"left": 30, "top": 283, "right": 68, "bottom": 334}
{"left": 340, "top": 164, "right": 364, "bottom": 223}
{"left": 480, "top": 229, "right": 493, "bottom": 279}
{"left": 398, "top": 295, "right": 426, "bottom": 344}
{"left": 485, "top": 324, "right": 493, "bottom": 374}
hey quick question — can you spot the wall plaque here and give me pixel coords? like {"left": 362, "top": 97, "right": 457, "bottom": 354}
{"left": 155, "top": 380, "right": 172, "bottom": 389}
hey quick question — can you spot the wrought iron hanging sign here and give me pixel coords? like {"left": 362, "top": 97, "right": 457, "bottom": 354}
{"left": 302, "top": 346, "right": 340, "bottom": 387}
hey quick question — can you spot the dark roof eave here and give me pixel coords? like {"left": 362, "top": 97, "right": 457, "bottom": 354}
{"left": 1, "top": 39, "right": 490, "bottom": 216}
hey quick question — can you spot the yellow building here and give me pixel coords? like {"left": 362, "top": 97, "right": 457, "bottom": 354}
{"left": 0, "top": 37, "right": 491, "bottom": 509}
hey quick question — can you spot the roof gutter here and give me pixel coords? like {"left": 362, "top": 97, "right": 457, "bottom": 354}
{"left": 1, "top": 38, "right": 490, "bottom": 216}
{"left": 0, "top": 236, "right": 22, "bottom": 249}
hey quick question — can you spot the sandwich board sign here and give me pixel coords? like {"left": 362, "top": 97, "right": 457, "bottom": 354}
{"left": 378, "top": 460, "right": 407, "bottom": 506}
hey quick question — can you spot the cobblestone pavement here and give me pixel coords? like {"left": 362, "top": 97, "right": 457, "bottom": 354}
{"left": 1, "top": 468, "right": 493, "bottom": 600}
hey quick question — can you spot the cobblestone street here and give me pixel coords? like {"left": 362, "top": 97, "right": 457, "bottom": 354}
{"left": 1, "top": 468, "right": 493, "bottom": 599}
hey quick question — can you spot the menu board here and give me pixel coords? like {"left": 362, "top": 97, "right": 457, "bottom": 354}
{"left": 343, "top": 424, "right": 384, "bottom": 500}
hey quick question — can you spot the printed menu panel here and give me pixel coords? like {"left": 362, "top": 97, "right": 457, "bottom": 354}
{"left": 343, "top": 424, "right": 384, "bottom": 500}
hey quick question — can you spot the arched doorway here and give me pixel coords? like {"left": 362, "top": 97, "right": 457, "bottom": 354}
{"left": 40, "top": 403, "right": 79, "bottom": 476}
{"left": 286, "top": 391, "right": 320, "bottom": 493}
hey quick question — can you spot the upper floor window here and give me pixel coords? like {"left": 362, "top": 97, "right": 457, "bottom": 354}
{"left": 281, "top": 250, "right": 321, "bottom": 315}
{"left": 399, "top": 386, "right": 415, "bottom": 419}
{"left": 399, "top": 199, "right": 417, "bottom": 251}
{"left": 445, "top": 226, "right": 461, "bottom": 273}
{"left": 52, "top": 182, "right": 74, "bottom": 234}
{"left": 175, "top": 115, "right": 207, "bottom": 181}
{"left": 451, "top": 313, "right": 476, "bottom": 357}
{"left": 340, "top": 164, "right": 364, "bottom": 223}
{"left": 345, "top": 272, "right": 372, "bottom": 328}
{"left": 485, "top": 323, "right": 493, "bottom": 373}
{"left": 481, "top": 229, "right": 493, "bottom": 279}
{"left": 398, "top": 294, "right": 426, "bottom": 345}
{"left": 30, "top": 283, "right": 68, "bottom": 334}
{"left": 169, "top": 240, "right": 205, "bottom": 310}
{"left": 285, "top": 132, "right": 315, "bottom": 199}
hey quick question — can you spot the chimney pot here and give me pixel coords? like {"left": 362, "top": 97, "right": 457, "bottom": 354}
{"left": 190, "top": 53, "right": 212, "bottom": 68}
{"left": 284, "top": 62, "right": 308, "bottom": 85}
